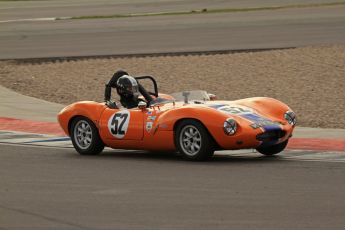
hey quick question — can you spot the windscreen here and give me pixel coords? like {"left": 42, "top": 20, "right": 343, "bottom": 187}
{"left": 170, "top": 90, "right": 210, "bottom": 102}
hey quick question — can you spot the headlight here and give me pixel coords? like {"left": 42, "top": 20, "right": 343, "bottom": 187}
{"left": 284, "top": 111, "right": 296, "bottom": 126}
{"left": 224, "top": 118, "right": 237, "bottom": 135}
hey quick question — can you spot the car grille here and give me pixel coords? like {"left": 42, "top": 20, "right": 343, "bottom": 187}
{"left": 256, "top": 130, "right": 286, "bottom": 142}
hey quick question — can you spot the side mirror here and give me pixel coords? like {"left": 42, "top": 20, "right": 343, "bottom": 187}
{"left": 138, "top": 101, "right": 147, "bottom": 110}
{"left": 208, "top": 93, "right": 217, "bottom": 101}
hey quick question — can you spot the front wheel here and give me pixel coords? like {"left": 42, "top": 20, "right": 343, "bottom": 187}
{"left": 70, "top": 117, "right": 104, "bottom": 155}
{"left": 175, "top": 120, "right": 215, "bottom": 161}
{"left": 256, "top": 139, "right": 289, "bottom": 156}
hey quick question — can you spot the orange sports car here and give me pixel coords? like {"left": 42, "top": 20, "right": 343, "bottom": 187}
{"left": 58, "top": 72, "right": 296, "bottom": 160}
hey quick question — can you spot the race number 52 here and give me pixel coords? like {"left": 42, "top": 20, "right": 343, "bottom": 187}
{"left": 108, "top": 110, "right": 130, "bottom": 139}
{"left": 218, "top": 106, "right": 253, "bottom": 115}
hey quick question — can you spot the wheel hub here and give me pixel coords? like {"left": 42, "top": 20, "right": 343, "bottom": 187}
{"left": 74, "top": 120, "right": 93, "bottom": 150}
{"left": 179, "top": 125, "right": 201, "bottom": 156}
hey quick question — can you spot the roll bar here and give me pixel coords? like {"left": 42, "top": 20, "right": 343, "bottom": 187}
{"left": 104, "top": 71, "right": 158, "bottom": 103}
{"left": 135, "top": 76, "right": 159, "bottom": 98}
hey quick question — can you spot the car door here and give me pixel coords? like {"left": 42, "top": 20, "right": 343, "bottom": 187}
{"left": 99, "top": 107, "right": 144, "bottom": 140}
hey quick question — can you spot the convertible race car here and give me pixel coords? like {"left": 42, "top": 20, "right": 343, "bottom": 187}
{"left": 58, "top": 71, "right": 296, "bottom": 160}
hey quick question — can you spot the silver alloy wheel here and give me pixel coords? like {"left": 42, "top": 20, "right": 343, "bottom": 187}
{"left": 73, "top": 120, "right": 93, "bottom": 150}
{"left": 179, "top": 125, "right": 202, "bottom": 156}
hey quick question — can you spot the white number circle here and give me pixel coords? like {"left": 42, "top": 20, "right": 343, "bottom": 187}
{"left": 108, "top": 110, "right": 130, "bottom": 139}
{"left": 218, "top": 106, "right": 253, "bottom": 115}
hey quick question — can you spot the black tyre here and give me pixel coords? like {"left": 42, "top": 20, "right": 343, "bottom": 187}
{"left": 70, "top": 117, "right": 104, "bottom": 155}
{"left": 256, "top": 139, "right": 288, "bottom": 156}
{"left": 175, "top": 119, "right": 215, "bottom": 161}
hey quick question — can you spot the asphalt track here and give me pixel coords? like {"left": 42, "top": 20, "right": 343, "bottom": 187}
{"left": 1, "top": 0, "right": 342, "bottom": 21}
{"left": 1, "top": 1, "right": 345, "bottom": 229}
{"left": 0, "top": 143, "right": 344, "bottom": 230}
{"left": 1, "top": 3, "right": 345, "bottom": 59}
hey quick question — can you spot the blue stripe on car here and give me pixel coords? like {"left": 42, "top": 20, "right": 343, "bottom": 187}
{"left": 207, "top": 104, "right": 227, "bottom": 109}
{"left": 206, "top": 104, "right": 281, "bottom": 146}
{"left": 240, "top": 113, "right": 281, "bottom": 147}
{"left": 240, "top": 113, "right": 281, "bottom": 132}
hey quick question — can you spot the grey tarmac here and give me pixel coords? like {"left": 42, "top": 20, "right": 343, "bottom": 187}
{"left": 1, "top": 4, "right": 345, "bottom": 59}
{"left": 1, "top": 144, "right": 345, "bottom": 230}
{"left": 1, "top": 0, "right": 342, "bottom": 21}
{"left": 1, "top": 1, "right": 345, "bottom": 228}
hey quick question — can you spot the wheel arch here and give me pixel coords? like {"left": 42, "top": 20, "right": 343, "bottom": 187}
{"left": 57, "top": 101, "right": 107, "bottom": 136}
{"left": 173, "top": 118, "right": 221, "bottom": 149}
{"left": 68, "top": 114, "right": 105, "bottom": 155}
{"left": 156, "top": 106, "right": 228, "bottom": 149}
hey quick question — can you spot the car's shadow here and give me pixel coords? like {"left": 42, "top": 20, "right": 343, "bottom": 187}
{"left": 69, "top": 149, "right": 285, "bottom": 164}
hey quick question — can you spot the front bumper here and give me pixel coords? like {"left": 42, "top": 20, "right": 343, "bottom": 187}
{"left": 216, "top": 123, "right": 294, "bottom": 150}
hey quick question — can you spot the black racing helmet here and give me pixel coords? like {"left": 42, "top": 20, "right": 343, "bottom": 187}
{"left": 116, "top": 75, "right": 139, "bottom": 99}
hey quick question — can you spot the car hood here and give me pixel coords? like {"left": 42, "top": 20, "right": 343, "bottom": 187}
{"left": 162, "top": 100, "right": 284, "bottom": 130}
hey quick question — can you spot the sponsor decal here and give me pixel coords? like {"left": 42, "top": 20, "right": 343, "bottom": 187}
{"left": 108, "top": 110, "right": 130, "bottom": 139}
{"left": 146, "top": 111, "right": 153, "bottom": 115}
{"left": 146, "top": 122, "right": 153, "bottom": 132}
{"left": 147, "top": 116, "right": 156, "bottom": 121}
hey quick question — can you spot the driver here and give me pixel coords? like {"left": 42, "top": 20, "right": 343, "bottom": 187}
{"left": 116, "top": 75, "right": 140, "bottom": 109}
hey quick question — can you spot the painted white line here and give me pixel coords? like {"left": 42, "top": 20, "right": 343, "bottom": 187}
{"left": 0, "top": 130, "right": 72, "bottom": 147}
{"left": 0, "top": 142, "right": 73, "bottom": 150}
{"left": 0, "top": 17, "right": 70, "bottom": 24}
{"left": 281, "top": 151, "right": 345, "bottom": 163}
{"left": 2, "top": 131, "right": 345, "bottom": 162}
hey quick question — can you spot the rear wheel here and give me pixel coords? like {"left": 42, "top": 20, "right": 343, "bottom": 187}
{"left": 175, "top": 120, "right": 214, "bottom": 161}
{"left": 70, "top": 117, "right": 104, "bottom": 155}
{"left": 256, "top": 139, "right": 288, "bottom": 156}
